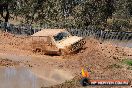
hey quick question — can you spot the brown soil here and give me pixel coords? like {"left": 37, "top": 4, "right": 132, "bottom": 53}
{"left": 49, "top": 38, "right": 132, "bottom": 88}
{"left": 0, "top": 31, "right": 132, "bottom": 88}
{"left": 0, "top": 58, "right": 20, "bottom": 67}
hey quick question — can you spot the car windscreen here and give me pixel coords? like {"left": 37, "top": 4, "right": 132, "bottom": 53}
{"left": 54, "top": 32, "right": 70, "bottom": 41}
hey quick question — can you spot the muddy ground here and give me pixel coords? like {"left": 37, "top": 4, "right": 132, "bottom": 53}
{"left": 0, "top": 30, "right": 132, "bottom": 88}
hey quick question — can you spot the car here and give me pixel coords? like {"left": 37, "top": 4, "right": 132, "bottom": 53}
{"left": 31, "top": 29, "right": 86, "bottom": 55}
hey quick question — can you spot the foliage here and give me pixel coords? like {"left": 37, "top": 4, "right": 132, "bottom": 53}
{"left": 0, "top": 0, "right": 132, "bottom": 31}
{"left": 73, "top": 0, "right": 115, "bottom": 28}
{"left": 123, "top": 59, "right": 132, "bottom": 66}
{"left": 111, "top": 19, "right": 130, "bottom": 31}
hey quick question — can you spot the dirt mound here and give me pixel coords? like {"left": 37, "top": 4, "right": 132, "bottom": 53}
{"left": 62, "top": 38, "right": 131, "bottom": 72}
{"left": 0, "top": 31, "right": 32, "bottom": 53}
{"left": 51, "top": 38, "right": 132, "bottom": 88}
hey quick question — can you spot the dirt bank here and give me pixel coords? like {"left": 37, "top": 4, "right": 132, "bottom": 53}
{"left": 49, "top": 38, "right": 132, "bottom": 88}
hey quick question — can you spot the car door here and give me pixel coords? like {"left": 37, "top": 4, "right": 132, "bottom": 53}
{"left": 45, "top": 36, "right": 58, "bottom": 52}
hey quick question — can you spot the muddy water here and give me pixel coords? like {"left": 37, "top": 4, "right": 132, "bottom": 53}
{"left": 0, "top": 67, "right": 73, "bottom": 88}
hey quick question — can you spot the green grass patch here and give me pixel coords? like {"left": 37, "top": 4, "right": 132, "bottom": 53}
{"left": 123, "top": 59, "right": 132, "bottom": 66}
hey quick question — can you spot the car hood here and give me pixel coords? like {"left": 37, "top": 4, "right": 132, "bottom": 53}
{"left": 56, "top": 36, "right": 83, "bottom": 48}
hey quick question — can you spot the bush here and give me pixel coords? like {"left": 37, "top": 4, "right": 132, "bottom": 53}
{"left": 111, "top": 19, "right": 130, "bottom": 32}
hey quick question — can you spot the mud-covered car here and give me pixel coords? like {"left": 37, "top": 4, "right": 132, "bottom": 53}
{"left": 31, "top": 29, "right": 86, "bottom": 55}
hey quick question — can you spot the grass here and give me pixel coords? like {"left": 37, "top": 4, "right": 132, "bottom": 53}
{"left": 123, "top": 59, "right": 132, "bottom": 66}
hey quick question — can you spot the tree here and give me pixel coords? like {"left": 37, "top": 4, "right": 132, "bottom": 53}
{"left": 127, "top": 0, "right": 132, "bottom": 16}
{"left": 72, "top": 0, "right": 115, "bottom": 28}
{"left": 0, "top": 0, "right": 17, "bottom": 22}
{"left": 0, "top": 0, "right": 131, "bottom": 31}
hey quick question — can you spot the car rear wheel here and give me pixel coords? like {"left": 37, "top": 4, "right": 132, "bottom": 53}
{"left": 35, "top": 48, "right": 45, "bottom": 55}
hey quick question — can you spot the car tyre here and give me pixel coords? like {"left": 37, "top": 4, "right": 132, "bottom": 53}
{"left": 35, "top": 48, "right": 45, "bottom": 55}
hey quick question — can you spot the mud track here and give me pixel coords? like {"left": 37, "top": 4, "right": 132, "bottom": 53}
{"left": 0, "top": 31, "right": 132, "bottom": 88}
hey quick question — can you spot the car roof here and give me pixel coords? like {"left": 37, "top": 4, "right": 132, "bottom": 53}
{"left": 31, "top": 29, "right": 66, "bottom": 37}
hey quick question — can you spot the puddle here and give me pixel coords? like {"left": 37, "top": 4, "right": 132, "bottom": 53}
{"left": 0, "top": 67, "right": 73, "bottom": 88}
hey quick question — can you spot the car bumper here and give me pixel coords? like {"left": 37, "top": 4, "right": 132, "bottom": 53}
{"left": 70, "top": 39, "right": 86, "bottom": 52}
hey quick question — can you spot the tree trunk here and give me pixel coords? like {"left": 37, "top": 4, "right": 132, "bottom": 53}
{"left": 0, "top": 3, "right": 9, "bottom": 22}
{"left": 5, "top": 11, "right": 9, "bottom": 22}
{"left": 5, "top": 3, "right": 9, "bottom": 22}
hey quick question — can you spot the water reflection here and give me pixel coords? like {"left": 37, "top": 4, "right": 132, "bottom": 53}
{"left": 0, "top": 67, "right": 73, "bottom": 88}
{"left": 0, "top": 67, "right": 44, "bottom": 88}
